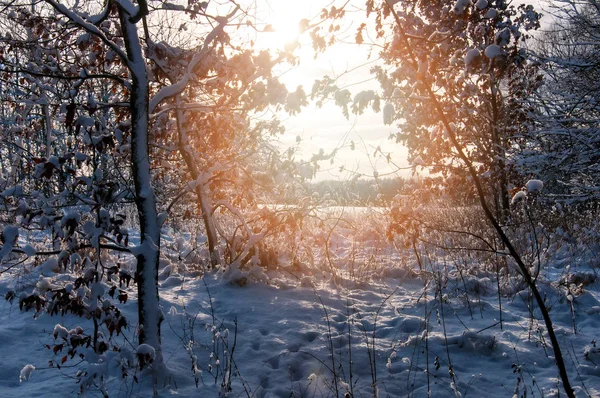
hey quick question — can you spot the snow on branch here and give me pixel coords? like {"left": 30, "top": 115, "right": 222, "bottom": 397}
{"left": 149, "top": 5, "right": 240, "bottom": 114}
{"left": 113, "top": 0, "right": 139, "bottom": 19}
{"left": 44, "top": 0, "right": 129, "bottom": 68}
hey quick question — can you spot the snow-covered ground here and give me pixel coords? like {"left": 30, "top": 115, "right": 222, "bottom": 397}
{"left": 1, "top": 220, "right": 600, "bottom": 397}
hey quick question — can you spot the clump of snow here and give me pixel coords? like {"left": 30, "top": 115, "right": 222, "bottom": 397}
{"left": 526, "top": 179, "right": 544, "bottom": 193}
{"left": 20, "top": 364, "right": 35, "bottom": 382}
{"left": 511, "top": 190, "right": 527, "bottom": 204}
{"left": 136, "top": 344, "right": 156, "bottom": 360}
{"left": 90, "top": 282, "right": 105, "bottom": 299}
{"left": 383, "top": 103, "right": 395, "bottom": 125}
{"left": 120, "top": 347, "right": 135, "bottom": 366}
{"left": 1, "top": 184, "right": 24, "bottom": 197}
{"left": 38, "top": 257, "right": 60, "bottom": 276}
{"left": 484, "top": 44, "right": 503, "bottom": 59}
{"left": 2, "top": 225, "right": 19, "bottom": 246}
{"left": 70, "top": 253, "right": 82, "bottom": 269}
{"left": 22, "top": 244, "right": 37, "bottom": 256}
{"left": 485, "top": 8, "right": 498, "bottom": 18}
{"left": 249, "top": 264, "right": 269, "bottom": 284}
{"left": 36, "top": 276, "right": 57, "bottom": 294}
{"left": 222, "top": 261, "right": 249, "bottom": 286}
{"left": 495, "top": 28, "right": 511, "bottom": 47}
{"left": 0, "top": 225, "right": 19, "bottom": 259}
{"left": 136, "top": 343, "right": 156, "bottom": 369}
{"left": 60, "top": 211, "right": 81, "bottom": 228}
{"left": 53, "top": 324, "right": 69, "bottom": 340}
{"left": 464, "top": 48, "right": 481, "bottom": 66}
{"left": 454, "top": 0, "right": 470, "bottom": 14}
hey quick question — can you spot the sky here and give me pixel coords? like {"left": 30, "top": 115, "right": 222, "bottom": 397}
{"left": 247, "top": 0, "right": 412, "bottom": 181}
{"left": 241, "top": 0, "right": 547, "bottom": 181}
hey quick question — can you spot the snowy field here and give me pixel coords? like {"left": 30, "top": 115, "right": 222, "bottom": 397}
{"left": 1, "top": 209, "right": 600, "bottom": 398}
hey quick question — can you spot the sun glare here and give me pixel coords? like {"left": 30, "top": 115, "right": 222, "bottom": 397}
{"left": 255, "top": 4, "right": 305, "bottom": 52}
{"left": 265, "top": 19, "right": 302, "bottom": 51}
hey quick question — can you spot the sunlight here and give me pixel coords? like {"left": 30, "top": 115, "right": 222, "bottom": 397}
{"left": 256, "top": 7, "right": 304, "bottom": 52}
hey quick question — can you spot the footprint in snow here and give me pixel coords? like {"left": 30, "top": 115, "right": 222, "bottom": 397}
{"left": 304, "top": 331, "right": 319, "bottom": 342}
{"left": 266, "top": 355, "right": 280, "bottom": 370}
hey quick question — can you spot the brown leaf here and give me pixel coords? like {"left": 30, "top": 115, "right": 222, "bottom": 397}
{"left": 117, "top": 292, "right": 128, "bottom": 304}
{"left": 53, "top": 344, "right": 64, "bottom": 354}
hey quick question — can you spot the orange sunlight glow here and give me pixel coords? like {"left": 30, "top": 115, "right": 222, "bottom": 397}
{"left": 258, "top": 13, "right": 303, "bottom": 52}
{"left": 249, "top": 1, "right": 314, "bottom": 53}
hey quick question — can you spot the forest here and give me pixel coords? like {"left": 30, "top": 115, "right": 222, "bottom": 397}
{"left": 0, "top": 0, "right": 599, "bottom": 397}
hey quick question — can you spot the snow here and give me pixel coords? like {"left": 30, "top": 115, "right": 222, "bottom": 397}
{"left": 38, "top": 258, "right": 60, "bottom": 276}
{"left": 0, "top": 225, "right": 19, "bottom": 260}
{"left": 2, "top": 225, "right": 19, "bottom": 246}
{"left": 22, "top": 245, "right": 36, "bottom": 257}
{"left": 2, "top": 217, "right": 600, "bottom": 398}
{"left": 19, "top": 365, "right": 35, "bottom": 382}
{"left": 136, "top": 343, "right": 156, "bottom": 360}
{"left": 476, "top": 0, "right": 488, "bottom": 10}
{"left": 453, "top": 0, "right": 471, "bottom": 15}
{"left": 495, "top": 28, "right": 511, "bottom": 47}
{"left": 53, "top": 324, "right": 69, "bottom": 340}
{"left": 526, "top": 179, "right": 544, "bottom": 193}
{"left": 511, "top": 190, "right": 527, "bottom": 204}
{"left": 149, "top": 10, "right": 235, "bottom": 113}
{"left": 464, "top": 48, "right": 481, "bottom": 66}
{"left": 1, "top": 185, "right": 24, "bottom": 198}
{"left": 485, "top": 8, "right": 498, "bottom": 18}
{"left": 484, "top": 44, "right": 503, "bottom": 59}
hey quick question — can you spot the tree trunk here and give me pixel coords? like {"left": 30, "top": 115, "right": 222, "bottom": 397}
{"left": 490, "top": 71, "right": 510, "bottom": 223}
{"left": 119, "top": 8, "right": 162, "bottom": 361}
{"left": 174, "top": 95, "right": 221, "bottom": 267}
